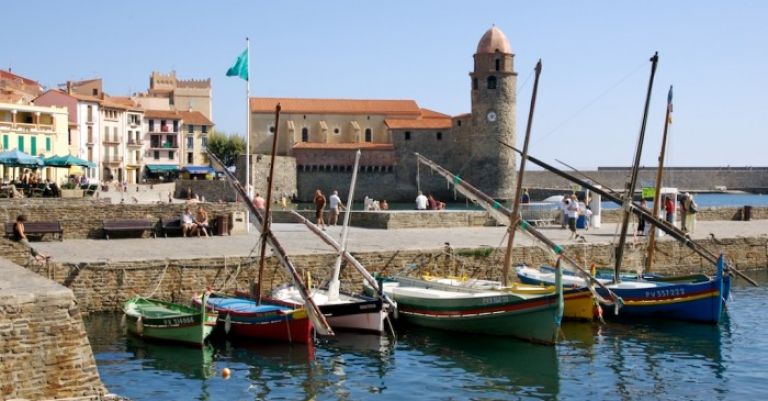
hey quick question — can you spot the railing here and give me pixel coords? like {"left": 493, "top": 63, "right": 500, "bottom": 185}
{"left": 102, "top": 157, "right": 123, "bottom": 164}
{"left": 127, "top": 139, "right": 143, "bottom": 146}
{"left": 0, "top": 122, "right": 55, "bottom": 133}
{"left": 102, "top": 138, "right": 121, "bottom": 144}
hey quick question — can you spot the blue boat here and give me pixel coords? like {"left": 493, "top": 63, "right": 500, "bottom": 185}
{"left": 517, "top": 254, "right": 730, "bottom": 324}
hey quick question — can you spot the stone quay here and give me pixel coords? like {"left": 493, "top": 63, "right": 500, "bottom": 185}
{"left": 2, "top": 199, "right": 768, "bottom": 400}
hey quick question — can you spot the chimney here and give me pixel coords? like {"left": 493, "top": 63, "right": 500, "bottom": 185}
{"left": 66, "top": 81, "right": 72, "bottom": 94}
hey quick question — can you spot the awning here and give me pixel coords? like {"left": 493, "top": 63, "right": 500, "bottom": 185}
{"left": 145, "top": 164, "right": 179, "bottom": 173}
{"left": 181, "top": 165, "right": 215, "bottom": 174}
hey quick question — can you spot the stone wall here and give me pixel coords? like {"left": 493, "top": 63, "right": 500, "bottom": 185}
{"left": 17, "top": 235, "right": 768, "bottom": 315}
{"left": 598, "top": 206, "right": 766, "bottom": 224}
{"left": 237, "top": 154, "right": 298, "bottom": 200}
{"left": 272, "top": 210, "right": 497, "bottom": 229}
{"left": 0, "top": 257, "right": 105, "bottom": 400}
{"left": 0, "top": 198, "right": 246, "bottom": 239}
{"left": 175, "top": 179, "right": 238, "bottom": 202}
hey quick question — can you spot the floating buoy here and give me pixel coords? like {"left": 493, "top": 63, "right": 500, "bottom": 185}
{"left": 224, "top": 313, "right": 232, "bottom": 334}
{"left": 136, "top": 316, "right": 144, "bottom": 335}
{"left": 221, "top": 368, "right": 231, "bottom": 379}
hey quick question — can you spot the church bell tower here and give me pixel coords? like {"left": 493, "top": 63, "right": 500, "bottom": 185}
{"left": 469, "top": 26, "right": 517, "bottom": 199}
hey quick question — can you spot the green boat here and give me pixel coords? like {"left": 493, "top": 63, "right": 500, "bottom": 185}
{"left": 123, "top": 296, "right": 218, "bottom": 347}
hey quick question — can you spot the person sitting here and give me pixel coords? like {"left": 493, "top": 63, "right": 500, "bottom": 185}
{"left": 181, "top": 206, "right": 196, "bottom": 237}
{"left": 12, "top": 214, "right": 49, "bottom": 263}
{"left": 427, "top": 194, "right": 445, "bottom": 210}
{"left": 381, "top": 199, "right": 389, "bottom": 210}
{"left": 415, "top": 191, "right": 428, "bottom": 210}
{"left": 195, "top": 206, "right": 210, "bottom": 237}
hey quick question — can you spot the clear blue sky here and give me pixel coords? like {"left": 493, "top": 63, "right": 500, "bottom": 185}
{"left": 3, "top": 1, "right": 766, "bottom": 169}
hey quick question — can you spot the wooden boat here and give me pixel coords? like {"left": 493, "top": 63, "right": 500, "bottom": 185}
{"left": 373, "top": 274, "right": 563, "bottom": 344}
{"left": 122, "top": 296, "right": 217, "bottom": 346}
{"left": 193, "top": 293, "right": 313, "bottom": 344}
{"left": 517, "top": 255, "right": 729, "bottom": 323}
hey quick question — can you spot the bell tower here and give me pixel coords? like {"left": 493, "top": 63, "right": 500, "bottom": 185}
{"left": 469, "top": 26, "right": 517, "bottom": 199}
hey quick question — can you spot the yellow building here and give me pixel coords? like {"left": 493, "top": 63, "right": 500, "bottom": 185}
{"left": 0, "top": 101, "right": 69, "bottom": 182}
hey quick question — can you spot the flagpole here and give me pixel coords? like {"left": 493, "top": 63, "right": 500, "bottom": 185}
{"left": 246, "top": 37, "right": 251, "bottom": 232}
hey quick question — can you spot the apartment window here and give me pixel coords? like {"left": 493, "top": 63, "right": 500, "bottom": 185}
{"left": 436, "top": 132, "right": 443, "bottom": 141}
{"left": 17, "top": 137, "right": 24, "bottom": 152}
{"left": 201, "top": 136, "right": 208, "bottom": 149}
{"left": 67, "top": 128, "right": 72, "bottom": 145}
{"left": 487, "top": 76, "right": 497, "bottom": 90}
{"left": 87, "top": 126, "right": 93, "bottom": 142}
{"left": 188, "top": 124, "right": 194, "bottom": 133}
{"left": 153, "top": 151, "right": 160, "bottom": 160}
{"left": 168, "top": 151, "right": 175, "bottom": 160}
{"left": 187, "top": 153, "right": 193, "bottom": 164}
{"left": 88, "top": 147, "right": 93, "bottom": 162}
{"left": 104, "top": 126, "right": 109, "bottom": 138}
{"left": 187, "top": 135, "right": 194, "bottom": 149}
{"left": 45, "top": 137, "right": 51, "bottom": 151}
{"left": 87, "top": 105, "right": 93, "bottom": 122}
{"left": 30, "top": 137, "right": 37, "bottom": 155}
{"left": 113, "top": 126, "right": 118, "bottom": 141}
{"left": 404, "top": 131, "right": 411, "bottom": 141}
{"left": 2, "top": 135, "right": 8, "bottom": 149}
{"left": 149, "top": 120, "right": 154, "bottom": 132}
{"left": 201, "top": 125, "right": 207, "bottom": 134}
{"left": 365, "top": 128, "right": 372, "bottom": 142}
{"left": 301, "top": 127, "right": 309, "bottom": 142}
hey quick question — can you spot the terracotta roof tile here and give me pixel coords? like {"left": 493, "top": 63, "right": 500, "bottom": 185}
{"left": 0, "top": 70, "right": 39, "bottom": 86}
{"left": 179, "top": 110, "right": 214, "bottom": 126}
{"left": 145, "top": 109, "right": 182, "bottom": 119}
{"left": 420, "top": 108, "right": 451, "bottom": 119}
{"left": 251, "top": 97, "right": 421, "bottom": 116}
{"left": 68, "top": 93, "right": 102, "bottom": 103}
{"left": 292, "top": 142, "right": 395, "bottom": 150}
{"left": 384, "top": 118, "right": 452, "bottom": 130}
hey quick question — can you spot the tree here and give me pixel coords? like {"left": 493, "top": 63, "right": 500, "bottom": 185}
{"left": 207, "top": 131, "right": 246, "bottom": 167}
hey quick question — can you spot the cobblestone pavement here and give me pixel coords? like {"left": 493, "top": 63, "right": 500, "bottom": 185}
{"left": 33, "top": 219, "right": 768, "bottom": 263}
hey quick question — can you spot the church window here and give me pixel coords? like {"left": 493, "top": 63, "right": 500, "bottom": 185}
{"left": 457, "top": 120, "right": 462, "bottom": 127}
{"left": 436, "top": 132, "right": 443, "bottom": 141}
{"left": 487, "top": 76, "right": 497, "bottom": 89}
{"left": 405, "top": 131, "right": 411, "bottom": 140}
{"left": 333, "top": 128, "right": 340, "bottom": 135}
{"left": 365, "top": 128, "right": 372, "bottom": 142}
{"left": 301, "top": 127, "right": 309, "bottom": 142}
{"left": 472, "top": 78, "right": 478, "bottom": 90}
{"left": 495, "top": 58, "right": 500, "bottom": 71}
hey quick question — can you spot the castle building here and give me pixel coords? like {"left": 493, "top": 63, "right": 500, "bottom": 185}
{"left": 246, "top": 26, "right": 517, "bottom": 201}
{"left": 134, "top": 71, "right": 212, "bottom": 121}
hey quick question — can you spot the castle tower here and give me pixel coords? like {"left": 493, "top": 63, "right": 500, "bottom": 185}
{"left": 469, "top": 26, "right": 517, "bottom": 199}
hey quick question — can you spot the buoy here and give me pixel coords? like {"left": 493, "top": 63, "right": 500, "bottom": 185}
{"left": 224, "top": 313, "right": 232, "bottom": 334}
{"left": 136, "top": 316, "right": 144, "bottom": 335}
{"left": 221, "top": 368, "right": 231, "bottom": 379}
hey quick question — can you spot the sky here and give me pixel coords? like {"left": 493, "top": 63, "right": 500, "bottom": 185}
{"left": 2, "top": 1, "right": 766, "bottom": 169}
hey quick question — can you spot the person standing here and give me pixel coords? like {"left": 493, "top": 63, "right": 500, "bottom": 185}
{"left": 566, "top": 195, "right": 581, "bottom": 240}
{"left": 253, "top": 193, "right": 266, "bottom": 215}
{"left": 415, "top": 191, "right": 428, "bottom": 210}
{"left": 521, "top": 188, "right": 531, "bottom": 204}
{"left": 679, "top": 193, "right": 689, "bottom": 232}
{"left": 314, "top": 189, "right": 327, "bottom": 230}
{"left": 684, "top": 193, "right": 697, "bottom": 234}
{"left": 637, "top": 198, "right": 648, "bottom": 235}
{"left": 328, "top": 190, "right": 345, "bottom": 226}
{"left": 664, "top": 196, "right": 676, "bottom": 225}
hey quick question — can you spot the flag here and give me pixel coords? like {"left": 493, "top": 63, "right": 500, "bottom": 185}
{"left": 226, "top": 48, "right": 249, "bottom": 81}
{"left": 667, "top": 85, "right": 673, "bottom": 124}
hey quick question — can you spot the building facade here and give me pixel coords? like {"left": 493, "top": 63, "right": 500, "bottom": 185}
{"left": 134, "top": 71, "right": 212, "bottom": 120}
{"left": 247, "top": 26, "right": 517, "bottom": 201}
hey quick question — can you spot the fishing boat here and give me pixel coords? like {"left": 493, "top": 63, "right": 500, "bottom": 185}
{"left": 122, "top": 296, "right": 217, "bottom": 346}
{"left": 272, "top": 150, "right": 390, "bottom": 334}
{"left": 192, "top": 292, "right": 313, "bottom": 344}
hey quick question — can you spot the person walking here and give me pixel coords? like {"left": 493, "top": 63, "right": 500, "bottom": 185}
{"left": 314, "top": 189, "right": 327, "bottom": 230}
{"left": 328, "top": 190, "right": 345, "bottom": 226}
{"left": 566, "top": 195, "right": 581, "bottom": 240}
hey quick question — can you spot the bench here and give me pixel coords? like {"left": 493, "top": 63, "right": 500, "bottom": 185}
{"left": 103, "top": 219, "right": 156, "bottom": 240}
{"left": 160, "top": 217, "right": 183, "bottom": 237}
{"left": 4, "top": 221, "right": 64, "bottom": 241}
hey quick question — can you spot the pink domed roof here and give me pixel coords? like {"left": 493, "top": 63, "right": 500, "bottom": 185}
{"left": 476, "top": 26, "right": 511, "bottom": 54}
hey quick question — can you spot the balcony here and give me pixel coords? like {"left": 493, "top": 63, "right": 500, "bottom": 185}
{"left": 103, "top": 138, "right": 121, "bottom": 145}
{"left": 149, "top": 142, "right": 178, "bottom": 149}
{"left": 161, "top": 125, "right": 170, "bottom": 133}
{"left": 127, "top": 139, "right": 144, "bottom": 147}
{"left": 102, "top": 157, "right": 123, "bottom": 165}
{"left": 0, "top": 121, "right": 55, "bottom": 134}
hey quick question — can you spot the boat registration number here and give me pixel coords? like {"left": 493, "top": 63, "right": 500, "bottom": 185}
{"left": 162, "top": 316, "right": 194, "bottom": 325}
{"left": 482, "top": 296, "right": 510, "bottom": 305}
{"left": 645, "top": 288, "right": 685, "bottom": 298}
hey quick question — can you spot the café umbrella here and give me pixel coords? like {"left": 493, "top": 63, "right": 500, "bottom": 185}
{"left": 0, "top": 149, "right": 44, "bottom": 167}
{"left": 44, "top": 154, "right": 96, "bottom": 168}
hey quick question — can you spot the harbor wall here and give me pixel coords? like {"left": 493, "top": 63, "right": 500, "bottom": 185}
{"left": 0, "top": 199, "right": 246, "bottom": 239}
{"left": 15, "top": 236, "right": 768, "bottom": 315}
{"left": 0, "top": 254, "right": 105, "bottom": 400}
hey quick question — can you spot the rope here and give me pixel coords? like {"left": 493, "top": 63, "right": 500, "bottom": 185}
{"left": 144, "top": 260, "right": 170, "bottom": 299}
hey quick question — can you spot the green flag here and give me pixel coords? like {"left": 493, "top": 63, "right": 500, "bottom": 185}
{"left": 226, "top": 48, "right": 248, "bottom": 81}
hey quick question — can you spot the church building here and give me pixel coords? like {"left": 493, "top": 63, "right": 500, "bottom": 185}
{"left": 247, "top": 26, "right": 517, "bottom": 202}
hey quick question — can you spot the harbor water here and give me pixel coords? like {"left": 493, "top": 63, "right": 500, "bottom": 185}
{"left": 86, "top": 271, "right": 768, "bottom": 401}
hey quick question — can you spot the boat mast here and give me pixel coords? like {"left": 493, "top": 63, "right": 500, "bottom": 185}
{"left": 502, "top": 59, "right": 542, "bottom": 286}
{"left": 645, "top": 85, "right": 673, "bottom": 273}
{"left": 328, "top": 149, "right": 362, "bottom": 301}
{"left": 613, "top": 52, "right": 659, "bottom": 284}
{"left": 254, "top": 103, "right": 282, "bottom": 303}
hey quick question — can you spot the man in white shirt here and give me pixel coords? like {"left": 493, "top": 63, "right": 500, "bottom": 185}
{"left": 328, "top": 190, "right": 345, "bottom": 225}
{"left": 415, "top": 191, "right": 428, "bottom": 210}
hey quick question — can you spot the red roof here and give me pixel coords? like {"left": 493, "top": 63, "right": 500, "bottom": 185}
{"left": 179, "top": 110, "right": 214, "bottom": 126}
{"left": 384, "top": 118, "right": 452, "bottom": 130}
{"left": 0, "top": 69, "right": 39, "bottom": 87}
{"left": 420, "top": 108, "right": 451, "bottom": 119}
{"left": 292, "top": 142, "right": 395, "bottom": 150}
{"left": 145, "top": 109, "right": 182, "bottom": 119}
{"left": 251, "top": 97, "right": 421, "bottom": 116}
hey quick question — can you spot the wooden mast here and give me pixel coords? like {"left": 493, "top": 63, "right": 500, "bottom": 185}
{"left": 645, "top": 85, "right": 673, "bottom": 273}
{"left": 502, "top": 59, "right": 542, "bottom": 286}
{"left": 254, "top": 103, "right": 282, "bottom": 303}
{"left": 613, "top": 52, "right": 659, "bottom": 284}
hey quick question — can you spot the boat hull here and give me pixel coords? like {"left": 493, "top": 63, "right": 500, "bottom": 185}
{"left": 123, "top": 297, "right": 217, "bottom": 346}
{"left": 272, "top": 286, "right": 387, "bottom": 333}
{"left": 383, "top": 277, "right": 562, "bottom": 344}
{"left": 195, "top": 294, "right": 313, "bottom": 344}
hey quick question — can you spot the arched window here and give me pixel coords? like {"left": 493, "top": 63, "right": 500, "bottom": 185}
{"left": 301, "top": 127, "right": 309, "bottom": 142}
{"left": 472, "top": 78, "right": 478, "bottom": 90}
{"left": 487, "top": 76, "right": 497, "bottom": 89}
{"left": 365, "top": 128, "right": 372, "bottom": 142}
{"left": 495, "top": 58, "right": 500, "bottom": 71}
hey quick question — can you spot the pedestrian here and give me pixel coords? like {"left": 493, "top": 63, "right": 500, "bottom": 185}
{"left": 583, "top": 205, "right": 593, "bottom": 231}
{"left": 253, "top": 193, "right": 266, "bottom": 215}
{"left": 566, "top": 195, "right": 581, "bottom": 240}
{"left": 415, "top": 191, "right": 428, "bottom": 210}
{"left": 314, "top": 189, "right": 327, "bottom": 230}
{"left": 637, "top": 198, "right": 648, "bottom": 235}
{"left": 684, "top": 193, "right": 697, "bottom": 234}
{"left": 328, "top": 190, "right": 345, "bottom": 225}
{"left": 679, "top": 193, "right": 689, "bottom": 232}
{"left": 664, "top": 196, "right": 675, "bottom": 225}
{"left": 521, "top": 188, "right": 531, "bottom": 204}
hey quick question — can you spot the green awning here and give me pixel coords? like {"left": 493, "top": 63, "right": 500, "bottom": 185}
{"left": 145, "top": 164, "right": 179, "bottom": 173}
